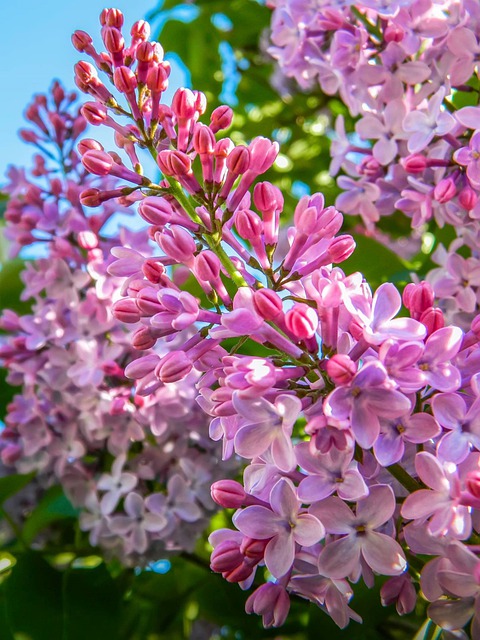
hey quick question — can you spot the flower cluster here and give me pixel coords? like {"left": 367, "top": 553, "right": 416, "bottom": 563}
{"left": 67, "top": 8, "right": 480, "bottom": 635}
{"left": 268, "top": 0, "right": 480, "bottom": 333}
{"left": 0, "top": 82, "right": 233, "bottom": 562}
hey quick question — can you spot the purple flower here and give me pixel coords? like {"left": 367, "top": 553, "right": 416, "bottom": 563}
{"left": 233, "top": 478, "right": 325, "bottom": 579}
{"left": 233, "top": 393, "right": 301, "bottom": 472}
{"left": 313, "top": 485, "right": 406, "bottom": 578}
{"left": 325, "top": 361, "right": 411, "bottom": 449}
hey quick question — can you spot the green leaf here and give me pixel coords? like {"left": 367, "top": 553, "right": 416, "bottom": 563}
{"left": 341, "top": 233, "right": 411, "bottom": 290}
{"left": 0, "top": 259, "right": 31, "bottom": 315}
{"left": 0, "top": 473, "right": 35, "bottom": 506}
{"left": 5, "top": 552, "right": 63, "bottom": 640}
{"left": 63, "top": 564, "right": 121, "bottom": 640}
{"left": 22, "top": 485, "right": 78, "bottom": 544}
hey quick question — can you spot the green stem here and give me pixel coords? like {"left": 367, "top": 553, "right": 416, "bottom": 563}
{"left": 386, "top": 463, "right": 423, "bottom": 493}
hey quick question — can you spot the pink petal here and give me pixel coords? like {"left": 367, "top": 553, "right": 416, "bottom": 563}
{"left": 361, "top": 532, "right": 406, "bottom": 575}
{"left": 356, "top": 485, "right": 395, "bottom": 529}
{"left": 233, "top": 505, "right": 281, "bottom": 539}
{"left": 270, "top": 478, "right": 298, "bottom": 519}
{"left": 234, "top": 421, "right": 275, "bottom": 459}
{"left": 310, "top": 496, "right": 355, "bottom": 534}
{"left": 265, "top": 532, "right": 295, "bottom": 578}
{"left": 293, "top": 514, "right": 325, "bottom": 547}
{"left": 318, "top": 535, "right": 361, "bottom": 579}
{"left": 415, "top": 451, "right": 449, "bottom": 491}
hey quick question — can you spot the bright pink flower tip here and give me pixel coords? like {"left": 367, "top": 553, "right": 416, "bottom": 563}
{"left": 285, "top": 304, "right": 318, "bottom": 339}
{"left": 211, "top": 480, "right": 247, "bottom": 508}
{"left": 326, "top": 354, "right": 357, "bottom": 385}
{"left": 253, "top": 289, "right": 283, "bottom": 320}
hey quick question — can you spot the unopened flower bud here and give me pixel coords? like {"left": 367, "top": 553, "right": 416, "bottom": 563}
{"left": 459, "top": 186, "right": 478, "bottom": 210}
{"left": 402, "top": 154, "right": 427, "bottom": 173}
{"left": 138, "top": 197, "right": 173, "bottom": 225}
{"left": 328, "top": 235, "right": 355, "bottom": 263}
{"left": 326, "top": 354, "right": 357, "bottom": 385}
{"left": 112, "top": 298, "right": 141, "bottom": 324}
{"left": 155, "top": 350, "right": 193, "bottom": 383}
{"left": 433, "top": 177, "right": 456, "bottom": 203}
{"left": 253, "top": 289, "right": 283, "bottom": 320}
{"left": 210, "top": 105, "right": 233, "bottom": 133}
{"left": 285, "top": 304, "right": 318, "bottom": 340}
{"left": 420, "top": 307, "right": 444, "bottom": 335}
{"left": 211, "top": 480, "right": 247, "bottom": 508}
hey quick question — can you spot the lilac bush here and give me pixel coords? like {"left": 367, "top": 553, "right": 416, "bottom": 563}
{"left": 19, "top": 6, "right": 469, "bottom": 636}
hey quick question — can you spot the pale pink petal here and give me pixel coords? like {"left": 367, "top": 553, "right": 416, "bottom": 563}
{"left": 318, "top": 535, "right": 361, "bottom": 579}
{"left": 265, "top": 531, "right": 295, "bottom": 578}
{"left": 356, "top": 485, "right": 396, "bottom": 528}
{"left": 310, "top": 496, "right": 355, "bottom": 534}
{"left": 361, "top": 531, "right": 406, "bottom": 575}
{"left": 293, "top": 514, "right": 325, "bottom": 547}
{"left": 233, "top": 505, "right": 282, "bottom": 539}
{"left": 415, "top": 451, "right": 449, "bottom": 491}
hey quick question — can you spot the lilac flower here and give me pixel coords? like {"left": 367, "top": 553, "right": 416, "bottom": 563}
{"left": 313, "top": 485, "right": 406, "bottom": 578}
{"left": 403, "top": 88, "right": 455, "bottom": 153}
{"left": 401, "top": 451, "right": 476, "bottom": 540}
{"left": 325, "top": 361, "right": 411, "bottom": 449}
{"left": 233, "top": 393, "right": 301, "bottom": 472}
{"left": 433, "top": 393, "right": 480, "bottom": 463}
{"left": 233, "top": 478, "right": 325, "bottom": 578}
{"left": 109, "top": 492, "right": 168, "bottom": 554}
{"left": 296, "top": 442, "right": 368, "bottom": 503}
{"left": 454, "top": 132, "right": 480, "bottom": 187}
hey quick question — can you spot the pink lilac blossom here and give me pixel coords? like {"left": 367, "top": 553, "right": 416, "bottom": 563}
{"left": 0, "top": 83, "right": 234, "bottom": 563}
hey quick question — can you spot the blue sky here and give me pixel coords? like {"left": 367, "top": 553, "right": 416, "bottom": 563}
{"left": 0, "top": 0, "right": 185, "bottom": 177}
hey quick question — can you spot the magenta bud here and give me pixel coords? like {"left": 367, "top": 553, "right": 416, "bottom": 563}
{"left": 19, "top": 129, "right": 39, "bottom": 143}
{"left": 77, "top": 138, "right": 104, "bottom": 155}
{"left": 157, "top": 225, "right": 196, "bottom": 263}
{"left": 132, "top": 327, "right": 157, "bottom": 350}
{"left": 240, "top": 537, "right": 268, "bottom": 559}
{"left": 100, "top": 8, "right": 124, "bottom": 28}
{"left": 112, "top": 298, "right": 141, "bottom": 323}
{"left": 433, "top": 177, "right": 456, "bottom": 203}
{"left": 245, "top": 583, "right": 290, "bottom": 629}
{"left": 360, "top": 155, "right": 382, "bottom": 177}
{"left": 326, "top": 354, "right": 357, "bottom": 385}
{"left": 74, "top": 60, "right": 98, "bottom": 84}
{"left": 285, "top": 303, "right": 318, "bottom": 339}
{"left": 328, "top": 235, "right": 355, "bottom": 263}
{"left": 82, "top": 149, "right": 113, "bottom": 176}
{"left": 210, "top": 105, "right": 233, "bottom": 133}
{"left": 253, "top": 181, "right": 283, "bottom": 213}
{"left": 466, "top": 470, "right": 480, "bottom": 499}
{"left": 80, "top": 188, "right": 103, "bottom": 207}
{"left": 146, "top": 65, "right": 169, "bottom": 93}
{"left": 193, "top": 123, "right": 215, "bottom": 155}
{"left": 157, "top": 149, "right": 192, "bottom": 176}
{"left": 211, "top": 480, "right": 247, "bottom": 508}
{"left": 403, "top": 281, "right": 434, "bottom": 317}
{"left": 235, "top": 209, "right": 262, "bottom": 240}
{"left": 81, "top": 102, "right": 108, "bottom": 125}
{"left": 402, "top": 154, "right": 427, "bottom": 173}
{"left": 103, "top": 26, "right": 125, "bottom": 54}
{"left": 195, "top": 251, "right": 221, "bottom": 281}
{"left": 138, "top": 196, "right": 173, "bottom": 225}
{"left": 384, "top": 24, "right": 404, "bottom": 43}
{"left": 125, "top": 353, "right": 160, "bottom": 379}
{"left": 420, "top": 307, "right": 444, "bottom": 335}
{"left": 114, "top": 66, "right": 137, "bottom": 93}
{"left": 459, "top": 186, "right": 478, "bottom": 210}
{"left": 226, "top": 145, "right": 250, "bottom": 175}
{"left": 248, "top": 137, "right": 279, "bottom": 173}
{"left": 155, "top": 350, "right": 193, "bottom": 383}
{"left": 471, "top": 314, "right": 480, "bottom": 337}
{"left": 171, "top": 87, "right": 196, "bottom": 120}
{"left": 210, "top": 541, "right": 243, "bottom": 573}
{"left": 72, "top": 30, "right": 93, "bottom": 52}
{"left": 142, "top": 258, "right": 166, "bottom": 284}
{"left": 131, "top": 20, "right": 150, "bottom": 41}
{"left": 1, "top": 444, "right": 22, "bottom": 466}
{"left": 253, "top": 289, "right": 283, "bottom": 320}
